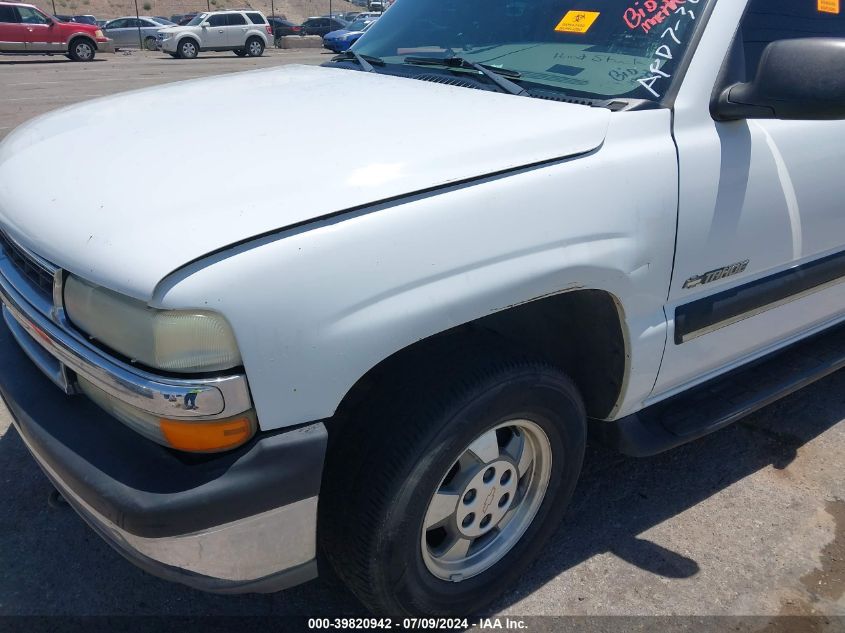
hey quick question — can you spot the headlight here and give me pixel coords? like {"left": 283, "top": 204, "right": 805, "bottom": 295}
{"left": 63, "top": 275, "right": 242, "bottom": 373}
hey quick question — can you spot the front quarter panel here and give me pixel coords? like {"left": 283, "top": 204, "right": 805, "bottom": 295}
{"left": 155, "top": 110, "right": 678, "bottom": 430}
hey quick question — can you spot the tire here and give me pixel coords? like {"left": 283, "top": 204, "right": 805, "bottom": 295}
{"left": 143, "top": 36, "right": 157, "bottom": 51}
{"left": 178, "top": 38, "right": 198, "bottom": 59}
{"left": 245, "top": 36, "right": 264, "bottom": 57}
{"left": 321, "top": 343, "right": 587, "bottom": 616}
{"left": 234, "top": 49, "right": 247, "bottom": 57}
{"left": 68, "top": 37, "right": 96, "bottom": 62}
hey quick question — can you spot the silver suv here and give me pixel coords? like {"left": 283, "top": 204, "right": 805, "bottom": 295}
{"left": 157, "top": 10, "right": 270, "bottom": 58}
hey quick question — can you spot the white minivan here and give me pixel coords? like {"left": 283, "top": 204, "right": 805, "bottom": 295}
{"left": 157, "top": 10, "right": 271, "bottom": 58}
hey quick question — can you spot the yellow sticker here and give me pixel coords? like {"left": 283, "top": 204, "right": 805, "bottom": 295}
{"left": 555, "top": 10, "right": 600, "bottom": 34}
{"left": 819, "top": 0, "right": 840, "bottom": 13}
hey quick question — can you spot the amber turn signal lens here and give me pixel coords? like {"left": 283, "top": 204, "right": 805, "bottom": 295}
{"left": 160, "top": 416, "right": 255, "bottom": 453}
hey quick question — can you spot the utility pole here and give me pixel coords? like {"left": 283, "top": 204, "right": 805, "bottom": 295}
{"left": 51, "top": 0, "right": 56, "bottom": 15}
{"left": 133, "top": 0, "right": 143, "bottom": 49}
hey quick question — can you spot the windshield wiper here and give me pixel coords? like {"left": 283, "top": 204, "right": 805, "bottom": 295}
{"left": 404, "top": 56, "right": 527, "bottom": 96}
{"left": 331, "top": 50, "right": 384, "bottom": 72}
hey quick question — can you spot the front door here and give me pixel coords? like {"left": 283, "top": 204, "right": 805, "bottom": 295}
{"left": 654, "top": 0, "right": 845, "bottom": 397}
{"left": 17, "top": 6, "right": 62, "bottom": 52}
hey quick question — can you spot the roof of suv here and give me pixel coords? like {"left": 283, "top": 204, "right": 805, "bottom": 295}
{"left": 196, "top": 9, "right": 265, "bottom": 14}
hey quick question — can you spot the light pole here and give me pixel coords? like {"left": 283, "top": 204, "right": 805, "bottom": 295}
{"left": 133, "top": 0, "right": 143, "bottom": 49}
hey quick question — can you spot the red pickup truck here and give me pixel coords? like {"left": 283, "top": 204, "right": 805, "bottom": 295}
{"left": 0, "top": 1, "right": 113, "bottom": 61}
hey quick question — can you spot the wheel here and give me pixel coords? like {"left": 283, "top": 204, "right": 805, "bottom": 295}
{"left": 68, "top": 37, "right": 95, "bottom": 62}
{"left": 321, "top": 346, "right": 587, "bottom": 616}
{"left": 178, "top": 38, "right": 198, "bottom": 59}
{"left": 143, "top": 36, "right": 157, "bottom": 50}
{"left": 245, "top": 36, "right": 264, "bottom": 57}
{"left": 234, "top": 49, "right": 247, "bottom": 57}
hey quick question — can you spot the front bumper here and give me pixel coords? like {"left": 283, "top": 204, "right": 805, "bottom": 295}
{"left": 96, "top": 38, "right": 115, "bottom": 53}
{"left": 0, "top": 232, "right": 327, "bottom": 592}
{"left": 0, "top": 317, "right": 327, "bottom": 591}
{"left": 323, "top": 40, "right": 349, "bottom": 52}
{"left": 160, "top": 38, "right": 178, "bottom": 53}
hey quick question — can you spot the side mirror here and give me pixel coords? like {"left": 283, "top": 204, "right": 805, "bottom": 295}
{"left": 200, "top": 21, "right": 210, "bottom": 28}
{"left": 713, "top": 38, "right": 845, "bottom": 121}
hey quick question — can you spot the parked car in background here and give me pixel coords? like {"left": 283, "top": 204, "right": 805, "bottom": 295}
{"left": 352, "top": 12, "right": 381, "bottom": 21}
{"left": 268, "top": 16, "right": 300, "bottom": 38}
{"left": 322, "top": 18, "right": 375, "bottom": 53}
{"left": 338, "top": 11, "right": 360, "bottom": 22}
{"left": 300, "top": 16, "right": 346, "bottom": 37}
{"left": 52, "top": 13, "right": 72, "bottom": 21}
{"left": 103, "top": 16, "right": 170, "bottom": 50}
{"left": 95, "top": 18, "right": 106, "bottom": 27}
{"left": 176, "top": 13, "right": 197, "bottom": 25}
{"left": 71, "top": 14, "right": 96, "bottom": 25}
{"left": 157, "top": 10, "right": 270, "bottom": 58}
{"left": 367, "top": 0, "right": 384, "bottom": 12}
{"left": 0, "top": 1, "right": 113, "bottom": 60}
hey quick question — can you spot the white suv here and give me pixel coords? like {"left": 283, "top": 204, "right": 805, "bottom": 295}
{"left": 157, "top": 10, "right": 271, "bottom": 58}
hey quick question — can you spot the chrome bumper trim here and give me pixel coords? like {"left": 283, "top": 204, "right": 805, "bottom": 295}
{"left": 17, "top": 419, "right": 317, "bottom": 582}
{"left": 0, "top": 261, "right": 251, "bottom": 420}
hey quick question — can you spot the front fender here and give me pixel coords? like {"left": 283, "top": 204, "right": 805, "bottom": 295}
{"left": 155, "top": 109, "right": 678, "bottom": 429}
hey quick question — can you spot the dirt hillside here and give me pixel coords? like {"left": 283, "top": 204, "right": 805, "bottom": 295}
{"left": 29, "top": 0, "right": 361, "bottom": 25}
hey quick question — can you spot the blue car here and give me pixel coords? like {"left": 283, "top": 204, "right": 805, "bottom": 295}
{"left": 323, "top": 18, "right": 376, "bottom": 53}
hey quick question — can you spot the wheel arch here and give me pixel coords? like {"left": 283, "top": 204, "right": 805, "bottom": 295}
{"left": 335, "top": 288, "right": 629, "bottom": 424}
{"left": 177, "top": 34, "right": 201, "bottom": 49}
{"left": 67, "top": 33, "right": 97, "bottom": 51}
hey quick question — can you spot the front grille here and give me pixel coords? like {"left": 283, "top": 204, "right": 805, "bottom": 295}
{"left": 0, "top": 230, "right": 55, "bottom": 297}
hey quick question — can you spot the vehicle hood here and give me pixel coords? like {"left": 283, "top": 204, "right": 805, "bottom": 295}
{"left": 325, "top": 28, "right": 355, "bottom": 39}
{"left": 157, "top": 25, "right": 191, "bottom": 34}
{"left": 60, "top": 21, "right": 99, "bottom": 33}
{"left": 0, "top": 64, "right": 610, "bottom": 300}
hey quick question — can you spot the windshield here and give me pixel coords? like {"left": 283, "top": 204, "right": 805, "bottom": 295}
{"left": 152, "top": 17, "right": 175, "bottom": 25}
{"left": 347, "top": 19, "right": 372, "bottom": 31}
{"left": 186, "top": 13, "right": 207, "bottom": 26}
{"left": 354, "top": 0, "right": 713, "bottom": 101}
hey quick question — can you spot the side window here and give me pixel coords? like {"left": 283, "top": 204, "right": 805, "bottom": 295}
{"left": 17, "top": 7, "right": 50, "bottom": 24}
{"left": 208, "top": 14, "right": 227, "bottom": 26}
{"left": 741, "top": 0, "right": 845, "bottom": 81}
{"left": 0, "top": 5, "right": 18, "bottom": 22}
{"left": 106, "top": 19, "right": 122, "bottom": 28}
{"left": 246, "top": 12, "right": 265, "bottom": 24}
{"left": 227, "top": 13, "right": 247, "bottom": 25}
{"left": 141, "top": 19, "right": 157, "bottom": 27}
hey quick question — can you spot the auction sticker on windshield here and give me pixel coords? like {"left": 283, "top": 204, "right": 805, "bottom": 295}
{"left": 555, "top": 10, "right": 601, "bottom": 33}
{"left": 818, "top": 0, "right": 840, "bottom": 14}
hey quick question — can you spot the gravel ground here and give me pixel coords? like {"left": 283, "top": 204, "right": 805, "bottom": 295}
{"left": 0, "top": 48, "right": 843, "bottom": 626}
